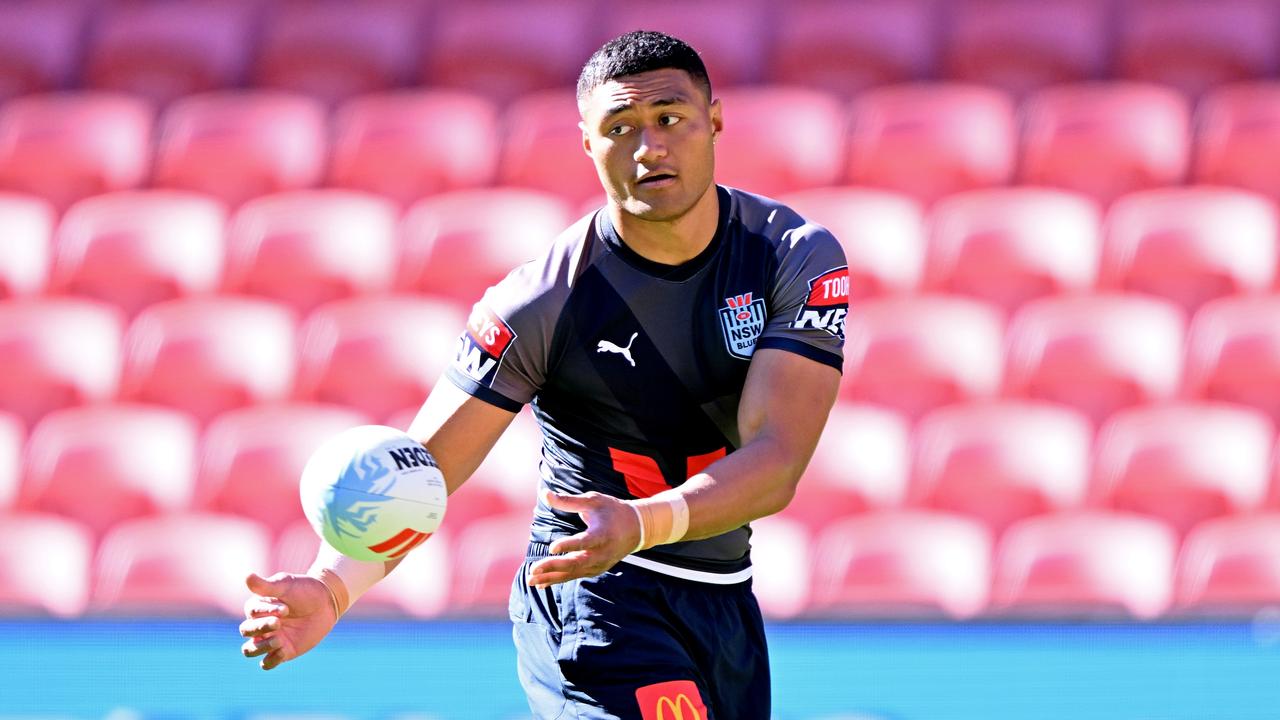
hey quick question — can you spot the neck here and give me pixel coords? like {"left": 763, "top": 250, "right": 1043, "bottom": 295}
{"left": 608, "top": 185, "right": 720, "bottom": 266}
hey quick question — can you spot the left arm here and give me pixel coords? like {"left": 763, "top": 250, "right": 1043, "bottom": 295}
{"left": 527, "top": 348, "right": 840, "bottom": 587}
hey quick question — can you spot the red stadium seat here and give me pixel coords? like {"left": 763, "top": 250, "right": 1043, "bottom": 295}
{"left": 1020, "top": 84, "right": 1191, "bottom": 204}
{"left": 449, "top": 510, "right": 533, "bottom": 616}
{"left": 1102, "top": 188, "right": 1277, "bottom": 313}
{"left": 329, "top": 91, "right": 500, "bottom": 206}
{"left": 1146, "top": 208, "right": 1275, "bottom": 299}
{"left": 92, "top": 512, "right": 270, "bottom": 615}
{"left": 153, "top": 92, "right": 327, "bottom": 207}
{"left": 777, "top": 189, "right": 925, "bottom": 299}
{"left": 991, "top": 511, "right": 1178, "bottom": 618}
{"left": 198, "top": 403, "right": 372, "bottom": 533}
{"left": 925, "top": 188, "right": 1102, "bottom": 313}
{"left": 749, "top": 515, "right": 814, "bottom": 619}
{"left": 255, "top": 0, "right": 423, "bottom": 105}
{"left": 1004, "top": 294, "right": 1185, "bottom": 424}
{"left": 711, "top": 88, "right": 844, "bottom": 197}
{"left": 912, "top": 401, "right": 1093, "bottom": 534}
{"left": 0, "top": 193, "right": 55, "bottom": 299}
{"left": 1092, "top": 402, "right": 1273, "bottom": 535}
{"left": 1195, "top": 83, "right": 1280, "bottom": 199}
{"left": 397, "top": 189, "right": 574, "bottom": 302}
{"left": 944, "top": 0, "right": 1111, "bottom": 97}
{"left": 809, "top": 510, "right": 993, "bottom": 619}
{"left": 462, "top": 408, "right": 546, "bottom": 508}
{"left": 85, "top": 0, "right": 255, "bottom": 106}
{"left": 21, "top": 404, "right": 199, "bottom": 536}
{"left": 1176, "top": 513, "right": 1280, "bottom": 612}
{"left": 0, "top": 512, "right": 92, "bottom": 617}
{"left": 1118, "top": 0, "right": 1280, "bottom": 99}
{"left": 0, "top": 93, "right": 152, "bottom": 210}
{"left": 49, "top": 191, "right": 227, "bottom": 317}
{"left": 498, "top": 90, "right": 602, "bottom": 207}
{"left": 601, "top": 0, "right": 767, "bottom": 89}
{"left": 768, "top": 0, "right": 937, "bottom": 97}
{"left": 120, "top": 297, "right": 297, "bottom": 423}
{"left": 784, "top": 403, "right": 911, "bottom": 533}
{"left": 0, "top": 298, "right": 124, "bottom": 426}
{"left": 844, "top": 84, "right": 1016, "bottom": 204}
{"left": 423, "top": 0, "right": 598, "bottom": 105}
{"left": 1184, "top": 295, "right": 1280, "bottom": 422}
{"left": 0, "top": 0, "right": 90, "bottom": 102}
{"left": 224, "top": 191, "right": 398, "bottom": 314}
{"left": 841, "top": 295, "right": 1005, "bottom": 418}
{"left": 0, "top": 412, "right": 21, "bottom": 510}
{"left": 296, "top": 296, "right": 468, "bottom": 421}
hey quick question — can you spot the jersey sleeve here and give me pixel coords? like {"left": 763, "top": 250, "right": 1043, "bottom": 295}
{"left": 444, "top": 261, "right": 560, "bottom": 412}
{"left": 756, "top": 224, "right": 848, "bottom": 372}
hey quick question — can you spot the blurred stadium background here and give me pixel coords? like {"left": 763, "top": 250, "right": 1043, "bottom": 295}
{"left": 4, "top": 0, "right": 1280, "bottom": 717}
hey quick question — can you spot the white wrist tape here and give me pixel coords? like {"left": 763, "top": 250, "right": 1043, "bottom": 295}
{"left": 307, "top": 541, "right": 387, "bottom": 616}
{"left": 629, "top": 492, "right": 691, "bottom": 553}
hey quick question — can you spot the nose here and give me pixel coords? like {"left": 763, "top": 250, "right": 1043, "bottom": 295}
{"left": 633, "top": 126, "right": 668, "bottom": 163}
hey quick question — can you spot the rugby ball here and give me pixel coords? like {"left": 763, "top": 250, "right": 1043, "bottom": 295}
{"left": 299, "top": 425, "right": 447, "bottom": 561}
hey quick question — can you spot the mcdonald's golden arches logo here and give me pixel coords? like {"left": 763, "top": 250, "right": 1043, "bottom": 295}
{"left": 635, "top": 680, "right": 707, "bottom": 720}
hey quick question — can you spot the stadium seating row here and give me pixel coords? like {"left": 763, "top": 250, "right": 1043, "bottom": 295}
{"left": 6, "top": 185, "right": 1279, "bottom": 318}
{"left": 9, "top": 81, "right": 1280, "bottom": 209}
{"left": 4, "top": 397, "right": 1279, "bottom": 545}
{"left": 4, "top": 288, "right": 1280, "bottom": 428}
{"left": 0, "top": 188, "right": 572, "bottom": 313}
{"left": 3, "top": 0, "right": 1280, "bottom": 105}
{"left": 4, "top": 505, "right": 1278, "bottom": 621}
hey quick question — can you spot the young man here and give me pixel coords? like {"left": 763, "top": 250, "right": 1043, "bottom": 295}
{"left": 240, "top": 31, "right": 847, "bottom": 719}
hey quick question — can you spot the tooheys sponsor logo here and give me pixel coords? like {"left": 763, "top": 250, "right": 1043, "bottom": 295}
{"left": 792, "top": 265, "right": 849, "bottom": 337}
{"left": 454, "top": 303, "right": 516, "bottom": 386}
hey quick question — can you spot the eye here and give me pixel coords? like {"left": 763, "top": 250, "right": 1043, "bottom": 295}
{"left": 659, "top": 115, "right": 681, "bottom": 126}
{"left": 608, "top": 124, "right": 633, "bottom": 137}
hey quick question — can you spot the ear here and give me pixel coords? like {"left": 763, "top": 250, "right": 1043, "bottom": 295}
{"left": 709, "top": 98, "right": 723, "bottom": 143}
{"left": 580, "top": 120, "right": 593, "bottom": 157}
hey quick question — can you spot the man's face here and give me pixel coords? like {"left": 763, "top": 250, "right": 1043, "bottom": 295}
{"left": 579, "top": 68, "right": 722, "bottom": 222}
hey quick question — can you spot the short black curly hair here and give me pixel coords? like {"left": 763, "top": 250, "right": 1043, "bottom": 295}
{"left": 576, "top": 31, "right": 712, "bottom": 108}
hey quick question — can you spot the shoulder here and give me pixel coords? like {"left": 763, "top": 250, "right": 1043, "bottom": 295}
{"left": 724, "top": 186, "right": 841, "bottom": 256}
{"left": 724, "top": 187, "right": 844, "bottom": 274}
{"left": 486, "top": 210, "right": 599, "bottom": 317}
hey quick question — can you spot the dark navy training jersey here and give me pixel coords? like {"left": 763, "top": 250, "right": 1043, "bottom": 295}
{"left": 446, "top": 185, "right": 848, "bottom": 582}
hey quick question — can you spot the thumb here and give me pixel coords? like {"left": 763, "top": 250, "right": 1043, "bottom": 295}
{"left": 543, "top": 487, "right": 593, "bottom": 514}
{"left": 245, "top": 572, "right": 288, "bottom": 598}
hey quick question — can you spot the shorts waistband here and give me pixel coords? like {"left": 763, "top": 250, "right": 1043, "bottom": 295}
{"left": 527, "top": 541, "right": 553, "bottom": 559}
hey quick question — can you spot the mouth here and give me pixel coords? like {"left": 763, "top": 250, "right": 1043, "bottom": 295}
{"left": 636, "top": 172, "right": 677, "bottom": 188}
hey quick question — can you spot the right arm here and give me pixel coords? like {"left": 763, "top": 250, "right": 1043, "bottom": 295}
{"left": 238, "top": 381, "right": 516, "bottom": 670}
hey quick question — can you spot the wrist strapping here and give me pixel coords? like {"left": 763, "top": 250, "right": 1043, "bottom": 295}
{"left": 307, "top": 542, "right": 387, "bottom": 617}
{"left": 629, "top": 492, "right": 691, "bottom": 553}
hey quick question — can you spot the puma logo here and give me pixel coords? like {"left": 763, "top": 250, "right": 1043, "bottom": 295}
{"left": 597, "top": 332, "right": 638, "bottom": 367}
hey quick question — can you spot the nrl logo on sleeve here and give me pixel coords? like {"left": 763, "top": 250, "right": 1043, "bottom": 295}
{"left": 719, "top": 291, "right": 767, "bottom": 360}
{"left": 792, "top": 265, "right": 849, "bottom": 337}
{"left": 454, "top": 303, "right": 516, "bottom": 386}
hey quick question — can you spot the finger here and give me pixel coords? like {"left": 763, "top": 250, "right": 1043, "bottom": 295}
{"left": 543, "top": 488, "right": 596, "bottom": 514}
{"left": 241, "top": 634, "right": 281, "bottom": 658}
{"left": 245, "top": 572, "right": 288, "bottom": 598}
{"left": 548, "top": 531, "right": 593, "bottom": 555}
{"left": 528, "top": 570, "right": 582, "bottom": 588}
{"left": 239, "top": 615, "right": 282, "bottom": 638}
{"left": 243, "top": 597, "right": 289, "bottom": 619}
{"left": 261, "top": 648, "right": 288, "bottom": 671}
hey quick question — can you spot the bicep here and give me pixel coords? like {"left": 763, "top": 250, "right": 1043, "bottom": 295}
{"left": 407, "top": 380, "right": 518, "bottom": 494}
{"left": 738, "top": 348, "right": 841, "bottom": 469}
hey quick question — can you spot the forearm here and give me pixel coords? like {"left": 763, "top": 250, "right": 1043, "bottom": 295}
{"left": 642, "top": 434, "right": 806, "bottom": 543}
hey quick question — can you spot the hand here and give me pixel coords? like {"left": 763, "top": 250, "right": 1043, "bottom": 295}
{"left": 526, "top": 489, "right": 642, "bottom": 589}
{"left": 238, "top": 572, "right": 339, "bottom": 670}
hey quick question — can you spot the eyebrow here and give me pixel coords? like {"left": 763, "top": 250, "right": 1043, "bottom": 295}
{"left": 602, "top": 96, "right": 689, "bottom": 120}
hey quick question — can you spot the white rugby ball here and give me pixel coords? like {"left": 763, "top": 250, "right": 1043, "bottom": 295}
{"left": 299, "top": 425, "right": 447, "bottom": 562}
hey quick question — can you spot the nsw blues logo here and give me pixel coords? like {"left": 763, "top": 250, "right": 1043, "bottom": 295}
{"left": 324, "top": 453, "right": 396, "bottom": 543}
{"left": 719, "top": 292, "right": 767, "bottom": 360}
